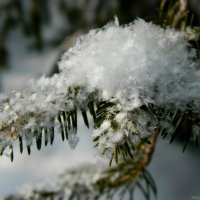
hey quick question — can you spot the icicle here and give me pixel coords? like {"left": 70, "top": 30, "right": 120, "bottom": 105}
{"left": 68, "top": 129, "right": 79, "bottom": 149}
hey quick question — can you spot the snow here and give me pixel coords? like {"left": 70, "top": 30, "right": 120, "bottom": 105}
{"left": 93, "top": 121, "right": 111, "bottom": 138}
{"left": 10, "top": 163, "right": 105, "bottom": 200}
{"left": 0, "top": 19, "right": 199, "bottom": 154}
{"left": 59, "top": 19, "right": 199, "bottom": 108}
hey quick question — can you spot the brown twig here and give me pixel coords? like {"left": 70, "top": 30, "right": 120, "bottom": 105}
{"left": 173, "top": 0, "right": 187, "bottom": 28}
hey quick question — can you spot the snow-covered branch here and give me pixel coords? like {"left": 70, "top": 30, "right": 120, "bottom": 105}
{"left": 0, "top": 19, "right": 199, "bottom": 161}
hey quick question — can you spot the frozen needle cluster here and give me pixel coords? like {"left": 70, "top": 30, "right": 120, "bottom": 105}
{"left": 0, "top": 19, "right": 199, "bottom": 158}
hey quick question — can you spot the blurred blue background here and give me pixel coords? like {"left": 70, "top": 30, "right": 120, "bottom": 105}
{"left": 0, "top": 0, "right": 200, "bottom": 199}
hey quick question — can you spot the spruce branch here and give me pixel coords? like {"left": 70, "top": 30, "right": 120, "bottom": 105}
{"left": 172, "top": 0, "right": 187, "bottom": 28}
{"left": 0, "top": 16, "right": 199, "bottom": 161}
{"left": 4, "top": 131, "right": 158, "bottom": 200}
{"left": 0, "top": 12, "right": 200, "bottom": 199}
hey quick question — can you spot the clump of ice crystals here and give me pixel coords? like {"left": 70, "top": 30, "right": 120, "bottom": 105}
{"left": 0, "top": 19, "right": 199, "bottom": 151}
{"left": 59, "top": 19, "right": 199, "bottom": 108}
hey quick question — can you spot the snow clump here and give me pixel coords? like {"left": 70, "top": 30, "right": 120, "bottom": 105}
{"left": 0, "top": 19, "right": 199, "bottom": 153}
